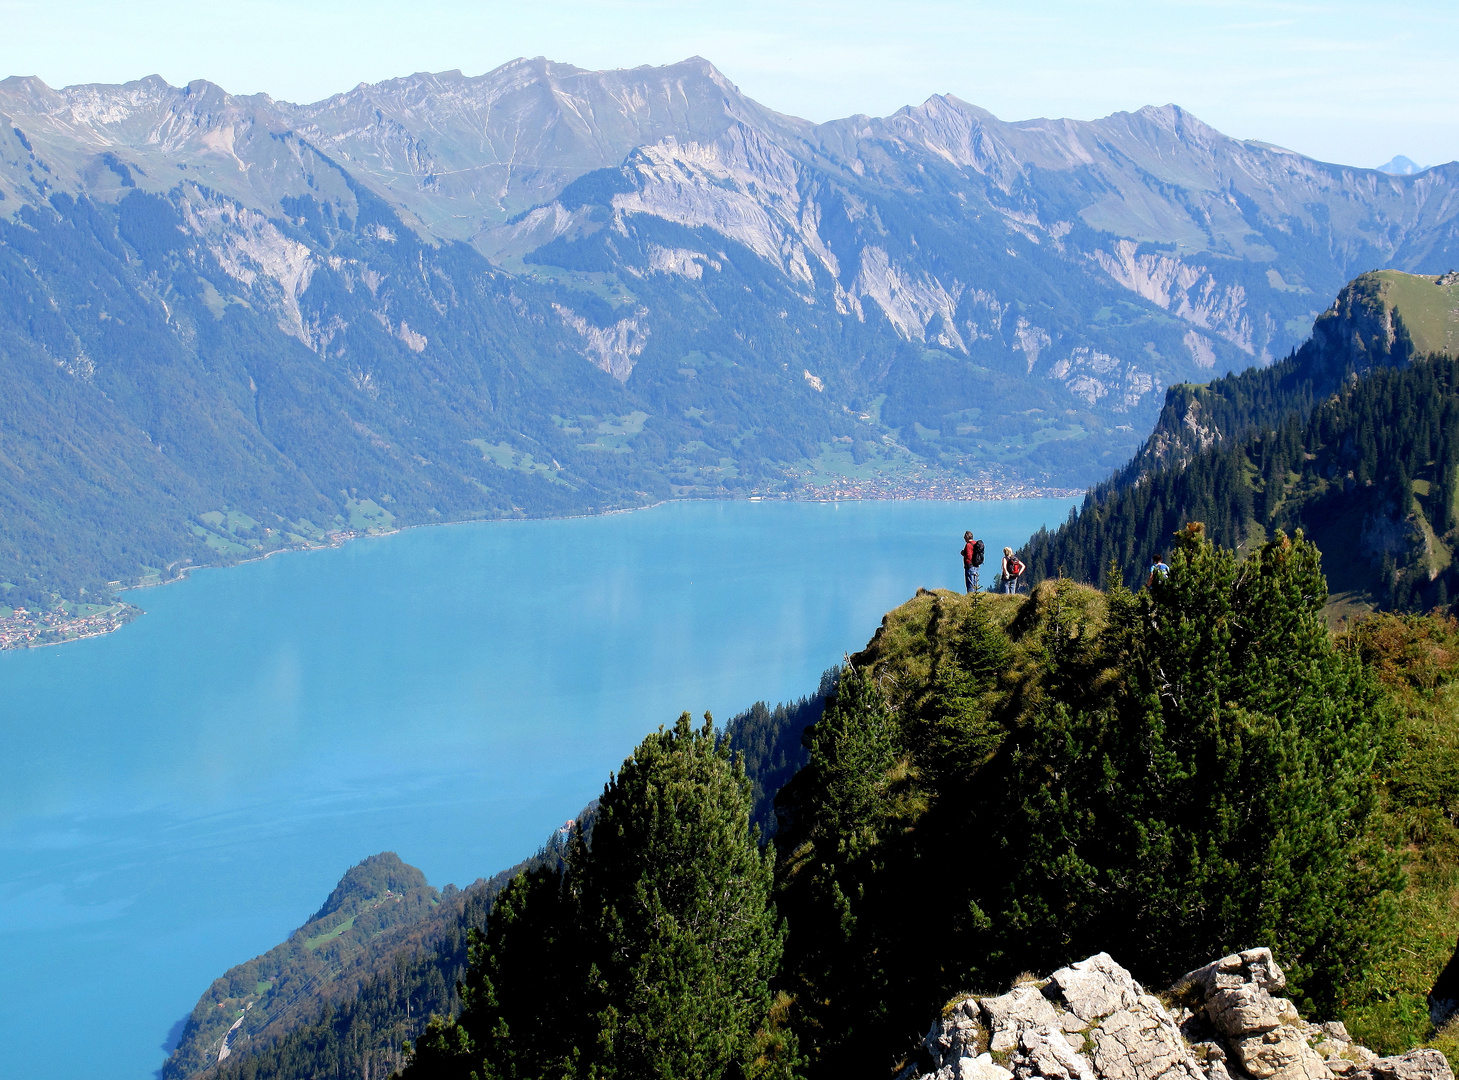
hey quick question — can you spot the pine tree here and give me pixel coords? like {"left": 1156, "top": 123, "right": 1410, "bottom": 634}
{"left": 984, "top": 527, "right": 1397, "bottom": 1003}
{"left": 577, "top": 712, "right": 791, "bottom": 1080}
{"left": 403, "top": 714, "right": 791, "bottom": 1080}
{"left": 773, "top": 662, "right": 915, "bottom": 1077}
{"left": 924, "top": 595, "right": 1013, "bottom": 771}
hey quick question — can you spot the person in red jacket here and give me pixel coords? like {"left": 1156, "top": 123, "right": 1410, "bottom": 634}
{"left": 961, "top": 530, "right": 984, "bottom": 594}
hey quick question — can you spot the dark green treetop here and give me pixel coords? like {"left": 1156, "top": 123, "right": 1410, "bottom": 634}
{"left": 403, "top": 712, "right": 793, "bottom": 1080}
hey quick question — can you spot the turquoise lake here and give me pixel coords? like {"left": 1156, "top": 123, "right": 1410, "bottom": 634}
{"left": 0, "top": 497, "right": 1079, "bottom": 1080}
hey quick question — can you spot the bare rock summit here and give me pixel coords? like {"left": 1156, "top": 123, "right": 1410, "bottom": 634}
{"left": 903, "top": 950, "right": 1451, "bottom": 1080}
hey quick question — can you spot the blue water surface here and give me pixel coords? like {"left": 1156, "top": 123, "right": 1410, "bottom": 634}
{"left": 0, "top": 497, "right": 1077, "bottom": 1080}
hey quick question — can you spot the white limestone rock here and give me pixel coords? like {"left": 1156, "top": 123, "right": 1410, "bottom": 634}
{"left": 1207, "top": 983, "right": 1282, "bottom": 1038}
{"left": 926, "top": 1000, "right": 988, "bottom": 1067}
{"left": 903, "top": 948, "right": 1441, "bottom": 1080}
{"left": 960, "top": 1054, "right": 1016, "bottom": 1080}
{"left": 1086, "top": 995, "right": 1204, "bottom": 1080}
{"left": 1178, "top": 949, "right": 1287, "bottom": 1002}
{"left": 1015, "top": 1021, "right": 1096, "bottom": 1080}
{"left": 982, "top": 985, "right": 1061, "bottom": 1053}
{"left": 1351, "top": 1050, "right": 1455, "bottom": 1080}
{"left": 1226, "top": 1025, "right": 1330, "bottom": 1080}
{"left": 1050, "top": 954, "right": 1143, "bottom": 1023}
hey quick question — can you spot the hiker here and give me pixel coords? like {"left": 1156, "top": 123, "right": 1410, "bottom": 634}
{"left": 1001, "top": 547, "right": 1024, "bottom": 594}
{"left": 961, "top": 530, "right": 985, "bottom": 593}
{"left": 1148, "top": 553, "right": 1170, "bottom": 588}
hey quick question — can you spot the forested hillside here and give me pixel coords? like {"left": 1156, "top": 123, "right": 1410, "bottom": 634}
{"left": 1024, "top": 271, "right": 1459, "bottom": 611}
{"left": 1114, "top": 269, "right": 1424, "bottom": 479}
{"left": 163, "top": 844, "right": 573, "bottom": 1080}
{"left": 165, "top": 685, "right": 834, "bottom": 1080}
{"left": 0, "top": 184, "right": 856, "bottom": 609}
{"left": 398, "top": 532, "right": 1459, "bottom": 1079}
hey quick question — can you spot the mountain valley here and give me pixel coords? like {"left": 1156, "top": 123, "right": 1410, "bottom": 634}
{"left": 2, "top": 57, "right": 1457, "bottom": 609}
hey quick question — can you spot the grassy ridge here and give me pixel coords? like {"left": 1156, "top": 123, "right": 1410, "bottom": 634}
{"left": 1373, "top": 272, "right": 1459, "bottom": 358}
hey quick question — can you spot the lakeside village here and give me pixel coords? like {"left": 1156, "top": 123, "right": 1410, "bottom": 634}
{"left": 0, "top": 600, "right": 140, "bottom": 649}
{"left": 0, "top": 523, "right": 381, "bottom": 650}
{"left": 793, "top": 474, "right": 1082, "bottom": 501}
{"left": 0, "top": 526, "right": 368, "bottom": 651}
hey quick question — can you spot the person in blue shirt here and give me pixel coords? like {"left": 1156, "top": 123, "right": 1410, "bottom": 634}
{"left": 1148, "top": 553, "right": 1170, "bottom": 588}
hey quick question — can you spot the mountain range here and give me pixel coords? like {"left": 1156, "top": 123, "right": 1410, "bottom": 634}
{"left": 3, "top": 56, "right": 1458, "bottom": 604}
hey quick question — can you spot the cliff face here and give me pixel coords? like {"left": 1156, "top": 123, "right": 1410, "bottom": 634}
{"left": 906, "top": 950, "right": 1451, "bottom": 1080}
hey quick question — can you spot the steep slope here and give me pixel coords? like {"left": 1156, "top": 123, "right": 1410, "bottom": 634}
{"left": 163, "top": 853, "right": 445, "bottom": 1078}
{"left": 1127, "top": 270, "right": 1444, "bottom": 477}
{"left": 2, "top": 58, "right": 1458, "bottom": 607}
{"left": 163, "top": 840, "right": 578, "bottom": 1080}
{"left": 1022, "top": 271, "right": 1459, "bottom": 609}
{"left": 0, "top": 182, "right": 693, "bottom": 605}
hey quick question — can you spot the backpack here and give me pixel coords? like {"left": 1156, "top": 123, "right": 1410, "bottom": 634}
{"left": 1010, "top": 557, "right": 1025, "bottom": 577}
{"left": 971, "top": 539, "right": 985, "bottom": 567}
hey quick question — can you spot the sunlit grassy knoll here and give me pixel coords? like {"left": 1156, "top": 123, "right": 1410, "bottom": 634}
{"left": 303, "top": 915, "right": 356, "bottom": 951}
{"left": 1374, "top": 271, "right": 1459, "bottom": 358}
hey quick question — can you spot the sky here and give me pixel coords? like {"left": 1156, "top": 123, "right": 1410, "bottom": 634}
{"left": 0, "top": 0, "right": 1455, "bottom": 169}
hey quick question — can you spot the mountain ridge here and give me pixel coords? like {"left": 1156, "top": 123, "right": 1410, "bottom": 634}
{"left": 1, "top": 57, "right": 1458, "bottom": 609}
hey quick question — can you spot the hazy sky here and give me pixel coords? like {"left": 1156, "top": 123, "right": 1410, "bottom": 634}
{"left": 1, "top": 0, "right": 1455, "bottom": 169}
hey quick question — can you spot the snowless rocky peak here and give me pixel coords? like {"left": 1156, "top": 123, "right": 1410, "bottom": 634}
{"left": 905, "top": 950, "right": 1451, "bottom": 1080}
{"left": 280, "top": 55, "right": 808, "bottom": 226}
{"left": 2, "top": 57, "right": 1454, "bottom": 390}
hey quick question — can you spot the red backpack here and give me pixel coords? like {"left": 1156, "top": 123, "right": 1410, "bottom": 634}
{"left": 1010, "top": 557, "right": 1025, "bottom": 577}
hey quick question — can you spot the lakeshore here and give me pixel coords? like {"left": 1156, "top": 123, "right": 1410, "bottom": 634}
{"left": 1, "top": 483, "right": 1084, "bottom": 651}
{"left": 0, "top": 600, "right": 140, "bottom": 649}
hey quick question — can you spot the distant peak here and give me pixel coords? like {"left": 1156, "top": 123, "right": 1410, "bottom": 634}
{"left": 0, "top": 74, "right": 55, "bottom": 97}
{"left": 1377, "top": 154, "right": 1426, "bottom": 175}
{"left": 912, "top": 93, "right": 999, "bottom": 121}
{"left": 674, "top": 55, "right": 723, "bottom": 74}
{"left": 181, "top": 78, "right": 236, "bottom": 101}
{"left": 1132, "top": 102, "right": 1199, "bottom": 126}
{"left": 1117, "top": 103, "right": 1221, "bottom": 143}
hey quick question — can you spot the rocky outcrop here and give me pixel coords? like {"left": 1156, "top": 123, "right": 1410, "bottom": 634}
{"left": 903, "top": 950, "right": 1452, "bottom": 1080}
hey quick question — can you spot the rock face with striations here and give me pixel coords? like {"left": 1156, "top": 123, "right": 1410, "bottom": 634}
{"left": 904, "top": 950, "right": 1452, "bottom": 1080}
